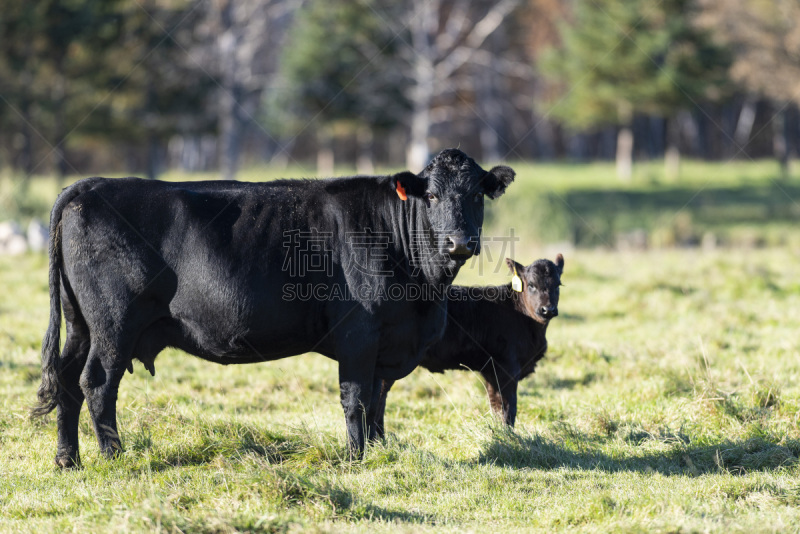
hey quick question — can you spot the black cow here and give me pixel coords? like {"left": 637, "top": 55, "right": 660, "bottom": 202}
{"left": 33, "top": 149, "right": 515, "bottom": 467}
{"left": 372, "top": 255, "right": 564, "bottom": 434}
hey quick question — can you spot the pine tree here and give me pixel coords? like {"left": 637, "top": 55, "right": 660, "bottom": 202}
{"left": 271, "top": 0, "right": 409, "bottom": 174}
{"left": 697, "top": 0, "right": 800, "bottom": 177}
{"left": 541, "top": 0, "right": 729, "bottom": 180}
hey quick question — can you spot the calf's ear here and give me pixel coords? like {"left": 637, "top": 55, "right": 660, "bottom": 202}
{"left": 482, "top": 165, "right": 515, "bottom": 199}
{"left": 390, "top": 171, "right": 427, "bottom": 200}
{"left": 505, "top": 257, "right": 524, "bottom": 275}
{"left": 555, "top": 253, "right": 564, "bottom": 274}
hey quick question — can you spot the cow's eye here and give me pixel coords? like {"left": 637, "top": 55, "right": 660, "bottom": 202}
{"left": 473, "top": 192, "right": 483, "bottom": 202}
{"left": 529, "top": 286, "right": 537, "bottom": 293}
{"left": 426, "top": 192, "right": 438, "bottom": 203}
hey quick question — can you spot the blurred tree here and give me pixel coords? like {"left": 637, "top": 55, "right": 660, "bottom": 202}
{"left": 207, "top": 0, "right": 295, "bottom": 180}
{"left": 399, "top": 0, "right": 521, "bottom": 170}
{"left": 518, "top": 0, "right": 571, "bottom": 160}
{"left": 0, "top": 2, "right": 41, "bottom": 177}
{"left": 42, "top": 0, "right": 117, "bottom": 181}
{"left": 541, "top": 0, "right": 730, "bottom": 181}
{"left": 0, "top": 0, "right": 289, "bottom": 180}
{"left": 272, "top": 0, "right": 409, "bottom": 175}
{"left": 101, "top": 0, "right": 214, "bottom": 179}
{"left": 276, "top": 0, "right": 520, "bottom": 173}
{"left": 0, "top": 0, "right": 122, "bottom": 182}
{"left": 697, "top": 0, "right": 800, "bottom": 177}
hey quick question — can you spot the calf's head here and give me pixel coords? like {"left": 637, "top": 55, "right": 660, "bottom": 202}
{"left": 392, "top": 149, "right": 514, "bottom": 265}
{"left": 506, "top": 254, "right": 565, "bottom": 324}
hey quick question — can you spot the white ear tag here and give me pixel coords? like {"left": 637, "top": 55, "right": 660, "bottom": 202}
{"left": 511, "top": 269, "right": 523, "bottom": 292}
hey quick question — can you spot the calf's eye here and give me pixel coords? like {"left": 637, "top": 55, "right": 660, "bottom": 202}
{"left": 426, "top": 192, "right": 438, "bottom": 203}
{"left": 473, "top": 192, "right": 483, "bottom": 202}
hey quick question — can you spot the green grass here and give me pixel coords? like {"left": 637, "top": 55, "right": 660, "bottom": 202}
{"left": 486, "top": 159, "right": 800, "bottom": 248}
{"left": 3, "top": 159, "right": 800, "bottom": 250}
{"left": 3, "top": 245, "right": 800, "bottom": 532}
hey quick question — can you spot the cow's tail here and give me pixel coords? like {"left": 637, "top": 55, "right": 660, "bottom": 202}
{"left": 32, "top": 180, "right": 94, "bottom": 418}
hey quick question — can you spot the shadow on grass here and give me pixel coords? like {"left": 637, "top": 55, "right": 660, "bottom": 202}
{"left": 347, "top": 502, "right": 432, "bottom": 524}
{"left": 558, "top": 312, "right": 586, "bottom": 323}
{"left": 497, "top": 182, "right": 800, "bottom": 246}
{"left": 250, "top": 467, "right": 432, "bottom": 524}
{"left": 543, "top": 373, "right": 599, "bottom": 390}
{"left": 479, "top": 428, "right": 798, "bottom": 476}
{"left": 127, "top": 420, "right": 350, "bottom": 472}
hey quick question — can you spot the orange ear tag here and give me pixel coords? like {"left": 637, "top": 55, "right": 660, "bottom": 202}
{"left": 396, "top": 182, "right": 407, "bottom": 201}
{"left": 511, "top": 266, "right": 523, "bottom": 292}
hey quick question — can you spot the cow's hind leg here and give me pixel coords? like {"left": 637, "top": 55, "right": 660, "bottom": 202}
{"left": 55, "top": 331, "right": 90, "bottom": 468}
{"left": 80, "top": 346, "right": 127, "bottom": 458}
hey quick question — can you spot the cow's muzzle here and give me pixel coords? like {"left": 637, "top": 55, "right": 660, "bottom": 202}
{"left": 445, "top": 234, "right": 477, "bottom": 259}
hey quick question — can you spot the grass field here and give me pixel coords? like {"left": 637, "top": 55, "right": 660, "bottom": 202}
{"left": 1, "top": 162, "right": 800, "bottom": 532}
{"left": 3, "top": 244, "right": 800, "bottom": 532}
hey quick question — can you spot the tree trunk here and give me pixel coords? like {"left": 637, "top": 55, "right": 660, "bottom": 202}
{"left": 146, "top": 136, "right": 160, "bottom": 180}
{"left": 317, "top": 129, "right": 334, "bottom": 177}
{"left": 53, "top": 61, "right": 68, "bottom": 185}
{"left": 407, "top": 53, "right": 434, "bottom": 171}
{"left": 18, "top": 96, "right": 33, "bottom": 177}
{"left": 476, "top": 66, "right": 504, "bottom": 163}
{"left": 773, "top": 104, "right": 789, "bottom": 179}
{"left": 269, "top": 138, "right": 295, "bottom": 170}
{"left": 145, "top": 81, "right": 159, "bottom": 179}
{"left": 665, "top": 115, "right": 680, "bottom": 182}
{"left": 476, "top": 33, "right": 505, "bottom": 163}
{"left": 616, "top": 102, "right": 633, "bottom": 182}
{"left": 17, "top": 43, "right": 34, "bottom": 183}
{"left": 219, "top": 90, "right": 242, "bottom": 181}
{"left": 734, "top": 97, "right": 757, "bottom": 148}
{"left": 407, "top": 96, "right": 432, "bottom": 171}
{"left": 356, "top": 126, "right": 374, "bottom": 175}
{"left": 219, "top": 79, "right": 243, "bottom": 180}
{"left": 616, "top": 126, "right": 633, "bottom": 182}
{"left": 218, "top": 1, "right": 241, "bottom": 181}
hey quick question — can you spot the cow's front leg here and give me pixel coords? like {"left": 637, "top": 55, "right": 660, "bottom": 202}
{"left": 336, "top": 330, "right": 378, "bottom": 459}
{"left": 339, "top": 370, "right": 374, "bottom": 459}
{"left": 482, "top": 371, "right": 518, "bottom": 427}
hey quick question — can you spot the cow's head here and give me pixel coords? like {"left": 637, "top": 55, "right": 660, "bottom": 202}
{"left": 391, "top": 149, "right": 514, "bottom": 266}
{"left": 506, "top": 254, "right": 564, "bottom": 324}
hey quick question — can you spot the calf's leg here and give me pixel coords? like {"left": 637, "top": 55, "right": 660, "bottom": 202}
{"left": 482, "top": 372, "right": 518, "bottom": 427}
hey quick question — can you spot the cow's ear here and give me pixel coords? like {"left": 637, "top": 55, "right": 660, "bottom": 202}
{"left": 555, "top": 253, "right": 564, "bottom": 274}
{"left": 482, "top": 165, "right": 515, "bottom": 199}
{"left": 390, "top": 171, "right": 426, "bottom": 201}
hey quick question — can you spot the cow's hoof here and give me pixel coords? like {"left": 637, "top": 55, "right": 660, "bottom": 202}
{"left": 55, "top": 455, "right": 80, "bottom": 469}
{"left": 100, "top": 443, "right": 124, "bottom": 459}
